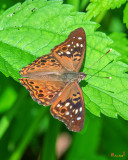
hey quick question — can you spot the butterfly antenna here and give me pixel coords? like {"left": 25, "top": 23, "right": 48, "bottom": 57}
{"left": 86, "top": 60, "right": 114, "bottom": 81}
{"left": 86, "top": 74, "right": 112, "bottom": 79}
{"left": 86, "top": 48, "right": 112, "bottom": 72}
{"left": 85, "top": 49, "right": 113, "bottom": 80}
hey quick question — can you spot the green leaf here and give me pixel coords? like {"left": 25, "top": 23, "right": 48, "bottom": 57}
{"left": 109, "top": 32, "right": 128, "bottom": 65}
{"left": 80, "top": 0, "right": 89, "bottom": 11}
{"left": 66, "top": 0, "right": 80, "bottom": 11}
{"left": 0, "top": 93, "right": 47, "bottom": 160}
{"left": 83, "top": 59, "right": 128, "bottom": 119}
{"left": 9, "top": 108, "right": 46, "bottom": 160}
{"left": 0, "top": 86, "right": 17, "bottom": 113}
{"left": 0, "top": 0, "right": 128, "bottom": 121}
{"left": 86, "top": 0, "right": 127, "bottom": 20}
{"left": 123, "top": 3, "right": 128, "bottom": 29}
{"left": 0, "top": 87, "right": 26, "bottom": 139}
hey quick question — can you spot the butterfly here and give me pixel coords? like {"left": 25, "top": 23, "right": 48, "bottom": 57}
{"left": 19, "top": 28, "right": 86, "bottom": 132}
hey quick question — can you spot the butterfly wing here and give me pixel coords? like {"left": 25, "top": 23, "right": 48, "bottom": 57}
{"left": 19, "top": 53, "right": 66, "bottom": 77}
{"left": 50, "top": 82, "right": 85, "bottom": 132}
{"left": 51, "top": 28, "right": 86, "bottom": 72}
{"left": 19, "top": 78, "right": 66, "bottom": 106}
{"left": 19, "top": 28, "right": 86, "bottom": 132}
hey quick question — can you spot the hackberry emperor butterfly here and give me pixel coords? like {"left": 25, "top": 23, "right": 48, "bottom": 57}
{"left": 19, "top": 28, "right": 86, "bottom": 132}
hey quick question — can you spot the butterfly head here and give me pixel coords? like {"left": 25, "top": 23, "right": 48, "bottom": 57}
{"left": 78, "top": 72, "right": 87, "bottom": 82}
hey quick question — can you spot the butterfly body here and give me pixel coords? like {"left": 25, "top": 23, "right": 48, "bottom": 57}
{"left": 21, "top": 70, "right": 86, "bottom": 82}
{"left": 61, "top": 72, "right": 86, "bottom": 82}
{"left": 19, "top": 28, "right": 86, "bottom": 132}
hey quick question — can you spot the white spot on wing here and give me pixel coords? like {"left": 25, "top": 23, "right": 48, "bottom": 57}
{"left": 65, "top": 102, "right": 70, "bottom": 107}
{"left": 75, "top": 109, "right": 78, "bottom": 114}
{"left": 67, "top": 44, "right": 70, "bottom": 47}
{"left": 70, "top": 115, "right": 72, "bottom": 117}
{"left": 57, "top": 104, "right": 60, "bottom": 107}
{"left": 80, "top": 44, "right": 83, "bottom": 47}
{"left": 66, "top": 112, "right": 69, "bottom": 115}
{"left": 80, "top": 107, "right": 82, "bottom": 112}
{"left": 72, "top": 42, "right": 73, "bottom": 44}
{"left": 66, "top": 51, "right": 71, "bottom": 54}
{"left": 73, "top": 37, "right": 75, "bottom": 39}
{"left": 76, "top": 43, "right": 79, "bottom": 47}
{"left": 78, "top": 37, "right": 82, "bottom": 40}
{"left": 72, "top": 120, "right": 74, "bottom": 123}
{"left": 77, "top": 117, "right": 81, "bottom": 120}
{"left": 70, "top": 105, "right": 72, "bottom": 109}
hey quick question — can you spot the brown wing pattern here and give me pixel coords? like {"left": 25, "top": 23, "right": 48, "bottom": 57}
{"left": 50, "top": 82, "right": 85, "bottom": 132}
{"left": 19, "top": 53, "right": 66, "bottom": 77}
{"left": 51, "top": 28, "right": 86, "bottom": 72}
{"left": 19, "top": 28, "right": 86, "bottom": 132}
{"left": 19, "top": 78, "right": 66, "bottom": 106}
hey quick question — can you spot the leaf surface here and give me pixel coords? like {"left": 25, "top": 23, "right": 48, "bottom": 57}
{"left": 86, "top": 0, "right": 127, "bottom": 20}
{"left": 123, "top": 2, "right": 128, "bottom": 29}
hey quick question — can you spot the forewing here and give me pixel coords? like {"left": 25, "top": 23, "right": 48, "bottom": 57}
{"left": 19, "top": 78, "right": 66, "bottom": 106}
{"left": 51, "top": 28, "right": 86, "bottom": 72}
{"left": 19, "top": 53, "right": 66, "bottom": 77}
{"left": 50, "top": 82, "right": 85, "bottom": 132}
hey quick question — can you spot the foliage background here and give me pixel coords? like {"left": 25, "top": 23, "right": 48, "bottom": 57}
{"left": 0, "top": 0, "right": 128, "bottom": 160}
